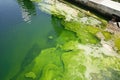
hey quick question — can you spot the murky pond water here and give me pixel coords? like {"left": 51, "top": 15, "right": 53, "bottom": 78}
{"left": 0, "top": 0, "right": 64, "bottom": 79}
{"left": 0, "top": 0, "right": 120, "bottom": 80}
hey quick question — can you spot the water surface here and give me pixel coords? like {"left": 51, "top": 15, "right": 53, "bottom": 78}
{"left": 0, "top": 0, "right": 64, "bottom": 79}
{"left": 0, "top": 0, "right": 120, "bottom": 80}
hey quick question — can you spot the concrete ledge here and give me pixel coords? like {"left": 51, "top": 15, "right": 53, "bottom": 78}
{"left": 74, "top": 0, "right": 120, "bottom": 17}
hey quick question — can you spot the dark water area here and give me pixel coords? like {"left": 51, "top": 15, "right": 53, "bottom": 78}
{"left": 112, "top": 0, "right": 120, "bottom": 2}
{"left": 0, "top": 0, "right": 64, "bottom": 80}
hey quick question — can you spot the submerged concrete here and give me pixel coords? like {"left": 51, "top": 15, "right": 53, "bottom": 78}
{"left": 73, "top": 0, "right": 120, "bottom": 17}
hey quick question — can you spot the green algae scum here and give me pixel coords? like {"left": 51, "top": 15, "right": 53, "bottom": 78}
{"left": 0, "top": 0, "right": 120, "bottom": 80}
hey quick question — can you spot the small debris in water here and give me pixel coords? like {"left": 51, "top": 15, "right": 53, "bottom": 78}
{"left": 48, "top": 36, "right": 53, "bottom": 39}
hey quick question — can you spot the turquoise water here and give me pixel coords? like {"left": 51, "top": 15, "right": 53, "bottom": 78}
{"left": 0, "top": 0, "right": 64, "bottom": 80}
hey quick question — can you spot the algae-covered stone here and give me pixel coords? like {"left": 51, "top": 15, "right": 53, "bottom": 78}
{"left": 77, "top": 31, "right": 100, "bottom": 44}
{"left": 56, "top": 30, "right": 77, "bottom": 45}
{"left": 40, "top": 64, "right": 63, "bottom": 80}
{"left": 61, "top": 20, "right": 100, "bottom": 44}
{"left": 102, "top": 31, "right": 112, "bottom": 41}
{"left": 113, "top": 33, "right": 120, "bottom": 51}
{"left": 61, "top": 50, "right": 87, "bottom": 80}
{"left": 86, "top": 26, "right": 100, "bottom": 34}
{"left": 61, "top": 20, "right": 82, "bottom": 32}
{"left": 61, "top": 41, "right": 78, "bottom": 51}
{"left": 114, "top": 38, "right": 120, "bottom": 50}
{"left": 80, "top": 17, "right": 101, "bottom": 26}
{"left": 12, "top": 43, "right": 120, "bottom": 80}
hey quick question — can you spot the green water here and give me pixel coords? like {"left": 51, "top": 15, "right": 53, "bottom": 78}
{"left": 0, "top": 0, "right": 64, "bottom": 80}
{"left": 0, "top": 0, "right": 120, "bottom": 80}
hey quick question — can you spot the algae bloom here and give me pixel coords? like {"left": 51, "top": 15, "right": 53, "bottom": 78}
{"left": 10, "top": 0, "right": 120, "bottom": 80}
{"left": 25, "top": 72, "right": 36, "bottom": 79}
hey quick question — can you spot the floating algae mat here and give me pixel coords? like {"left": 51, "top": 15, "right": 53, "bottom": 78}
{"left": 10, "top": 0, "right": 120, "bottom": 80}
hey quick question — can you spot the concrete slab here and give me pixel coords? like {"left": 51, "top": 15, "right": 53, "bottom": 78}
{"left": 100, "top": 0, "right": 120, "bottom": 11}
{"left": 74, "top": 0, "right": 120, "bottom": 17}
{"left": 90, "top": 0, "right": 104, "bottom": 3}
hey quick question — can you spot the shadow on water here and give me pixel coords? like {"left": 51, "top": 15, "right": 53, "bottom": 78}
{"left": 46, "top": 15, "right": 64, "bottom": 47}
{"left": 10, "top": 44, "right": 41, "bottom": 80}
{"left": 51, "top": 15, "right": 64, "bottom": 36}
{"left": 21, "top": 44, "right": 41, "bottom": 69}
{"left": 17, "top": 0, "right": 36, "bottom": 22}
